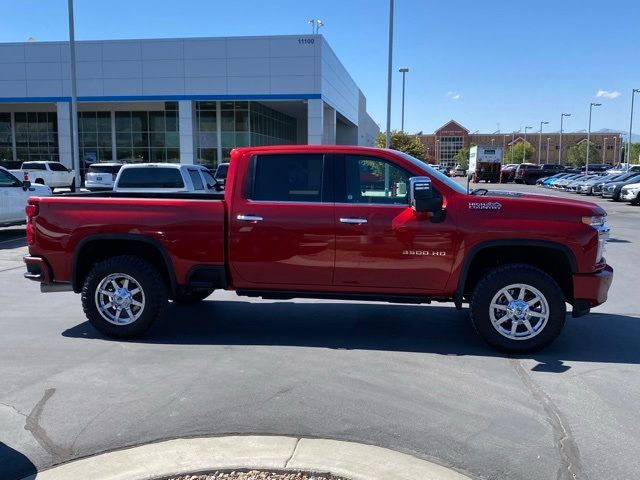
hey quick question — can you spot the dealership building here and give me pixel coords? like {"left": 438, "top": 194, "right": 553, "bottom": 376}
{"left": 418, "top": 120, "right": 623, "bottom": 168}
{"left": 0, "top": 35, "right": 379, "bottom": 172}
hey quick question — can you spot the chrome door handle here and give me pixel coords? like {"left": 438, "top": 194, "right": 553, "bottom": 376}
{"left": 237, "top": 214, "right": 263, "bottom": 222}
{"left": 339, "top": 217, "right": 368, "bottom": 224}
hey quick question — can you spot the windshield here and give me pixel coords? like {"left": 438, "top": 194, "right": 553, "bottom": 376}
{"left": 393, "top": 150, "right": 467, "bottom": 194}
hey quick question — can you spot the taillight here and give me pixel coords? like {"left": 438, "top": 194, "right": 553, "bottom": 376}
{"left": 25, "top": 203, "right": 39, "bottom": 246}
{"left": 23, "top": 171, "right": 29, "bottom": 181}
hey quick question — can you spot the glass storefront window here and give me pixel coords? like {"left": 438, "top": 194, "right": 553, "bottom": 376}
{"left": 13, "top": 111, "right": 58, "bottom": 163}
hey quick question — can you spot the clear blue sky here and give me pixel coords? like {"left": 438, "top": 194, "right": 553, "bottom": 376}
{"left": 2, "top": 0, "right": 639, "bottom": 136}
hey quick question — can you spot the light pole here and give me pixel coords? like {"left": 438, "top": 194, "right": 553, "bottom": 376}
{"left": 546, "top": 137, "right": 551, "bottom": 163}
{"left": 586, "top": 102, "right": 601, "bottom": 174}
{"left": 613, "top": 135, "right": 618, "bottom": 165}
{"left": 603, "top": 137, "right": 608, "bottom": 164}
{"left": 559, "top": 113, "right": 571, "bottom": 165}
{"left": 538, "top": 121, "right": 549, "bottom": 164}
{"left": 308, "top": 19, "right": 324, "bottom": 34}
{"left": 491, "top": 138, "right": 495, "bottom": 146}
{"left": 385, "top": 0, "right": 394, "bottom": 148}
{"left": 627, "top": 88, "right": 640, "bottom": 170}
{"left": 399, "top": 67, "right": 409, "bottom": 132}
{"left": 523, "top": 126, "right": 532, "bottom": 163}
{"left": 67, "top": 0, "right": 80, "bottom": 188}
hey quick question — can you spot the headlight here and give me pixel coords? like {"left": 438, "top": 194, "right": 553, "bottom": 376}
{"left": 582, "top": 215, "right": 608, "bottom": 264}
{"left": 582, "top": 215, "right": 606, "bottom": 227}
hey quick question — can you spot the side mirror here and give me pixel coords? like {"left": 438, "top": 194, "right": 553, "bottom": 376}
{"left": 409, "top": 176, "right": 442, "bottom": 213}
{"left": 22, "top": 180, "right": 31, "bottom": 191}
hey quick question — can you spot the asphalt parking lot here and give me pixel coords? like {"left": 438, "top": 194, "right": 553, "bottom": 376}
{"left": 1, "top": 184, "right": 639, "bottom": 480}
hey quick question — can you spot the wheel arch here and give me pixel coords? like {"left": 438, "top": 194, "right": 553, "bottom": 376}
{"left": 455, "top": 240, "right": 577, "bottom": 308}
{"left": 71, "top": 234, "right": 177, "bottom": 298}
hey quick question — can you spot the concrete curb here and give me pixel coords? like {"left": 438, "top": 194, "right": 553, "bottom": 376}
{"left": 21, "top": 435, "right": 473, "bottom": 480}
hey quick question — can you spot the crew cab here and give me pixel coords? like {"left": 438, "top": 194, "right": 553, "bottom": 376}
{"left": 11, "top": 161, "right": 76, "bottom": 191}
{"left": 0, "top": 167, "right": 51, "bottom": 227}
{"left": 113, "top": 163, "right": 218, "bottom": 193}
{"left": 23, "top": 146, "right": 614, "bottom": 353}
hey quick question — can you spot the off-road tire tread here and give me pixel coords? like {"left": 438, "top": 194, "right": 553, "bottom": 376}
{"left": 81, "top": 255, "right": 167, "bottom": 338}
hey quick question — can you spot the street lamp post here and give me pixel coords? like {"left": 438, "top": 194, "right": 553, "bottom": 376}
{"left": 538, "top": 121, "right": 549, "bottom": 164}
{"left": 385, "top": 0, "right": 394, "bottom": 148}
{"left": 523, "top": 126, "right": 532, "bottom": 163}
{"left": 603, "top": 137, "right": 608, "bottom": 164}
{"left": 546, "top": 137, "right": 551, "bottom": 163}
{"left": 627, "top": 89, "right": 640, "bottom": 170}
{"left": 586, "top": 102, "right": 602, "bottom": 174}
{"left": 559, "top": 113, "right": 571, "bottom": 165}
{"left": 613, "top": 135, "right": 618, "bottom": 164}
{"left": 67, "top": 0, "right": 80, "bottom": 189}
{"left": 399, "top": 67, "right": 409, "bottom": 132}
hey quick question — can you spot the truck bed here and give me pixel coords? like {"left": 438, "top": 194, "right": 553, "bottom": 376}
{"left": 27, "top": 192, "right": 226, "bottom": 288}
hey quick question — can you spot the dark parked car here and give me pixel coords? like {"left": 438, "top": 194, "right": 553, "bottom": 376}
{"left": 516, "top": 163, "right": 564, "bottom": 185}
{"left": 500, "top": 164, "right": 518, "bottom": 183}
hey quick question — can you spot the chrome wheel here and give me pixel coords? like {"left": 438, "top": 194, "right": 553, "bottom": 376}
{"left": 94, "top": 273, "right": 145, "bottom": 325}
{"left": 489, "top": 283, "right": 549, "bottom": 341}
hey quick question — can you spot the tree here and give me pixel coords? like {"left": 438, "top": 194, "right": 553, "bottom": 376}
{"left": 503, "top": 142, "right": 535, "bottom": 164}
{"left": 375, "top": 130, "right": 426, "bottom": 160}
{"left": 452, "top": 147, "right": 470, "bottom": 170}
{"left": 621, "top": 143, "right": 640, "bottom": 165}
{"left": 567, "top": 141, "right": 601, "bottom": 167}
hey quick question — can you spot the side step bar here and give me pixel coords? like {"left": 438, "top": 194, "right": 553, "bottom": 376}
{"left": 236, "top": 289, "right": 432, "bottom": 305}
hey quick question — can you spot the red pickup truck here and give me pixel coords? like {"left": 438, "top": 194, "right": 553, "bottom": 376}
{"left": 23, "top": 145, "right": 613, "bottom": 353}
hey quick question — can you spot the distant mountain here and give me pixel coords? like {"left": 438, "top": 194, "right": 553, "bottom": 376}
{"left": 596, "top": 128, "right": 640, "bottom": 143}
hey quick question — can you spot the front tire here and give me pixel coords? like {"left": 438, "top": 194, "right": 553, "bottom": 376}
{"left": 69, "top": 179, "right": 76, "bottom": 192}
{"left": 470, "top": 264, "right": 566, "bottom": 353}
{"left": 81, "top": 255, "right": 167, "bottom": 338}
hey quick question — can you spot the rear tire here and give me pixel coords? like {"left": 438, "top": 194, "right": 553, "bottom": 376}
{"left": 81, "top": 255, "right": 167, "bottom": 338}
{"left": 173, "top": 289, "right": 214, "bottom": 304}
{"left": 470, "top": 264, "right": 566, "bottom": 353}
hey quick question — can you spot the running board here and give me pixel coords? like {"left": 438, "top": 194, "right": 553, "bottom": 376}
{"left": 236, "top": 289, "right": 432, "bottom": 304}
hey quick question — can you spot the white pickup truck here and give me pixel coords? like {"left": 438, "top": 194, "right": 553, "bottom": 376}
{"left": 113, "top": 163, "right": 219, "bottom": 193}
{"left": 11, "top": 161, "right": 76, "bottom": 192}
{"left": 0, "top": 167, "right": 51, "bottom": 227}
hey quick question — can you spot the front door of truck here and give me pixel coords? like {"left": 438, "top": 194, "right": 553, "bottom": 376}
{"left": 229, "top": 152, "right": 335, "bottom": 287}
{"left": 333, "top": 154, "right": 457, "bottom": 293}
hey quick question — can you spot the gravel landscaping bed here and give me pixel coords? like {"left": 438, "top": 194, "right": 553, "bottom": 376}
{"left": 166, "top": 471, "right": 348, "bottom": 480}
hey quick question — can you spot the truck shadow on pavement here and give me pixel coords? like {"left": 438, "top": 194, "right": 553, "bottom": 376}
{"left": 62, "top": 301, "right": 640, "bottom": 369}
{"left": 0, "top": 227, "right": 26, "bottom": 250}
{"left": 0, "top": 441, "right": 36, "bottom": 480}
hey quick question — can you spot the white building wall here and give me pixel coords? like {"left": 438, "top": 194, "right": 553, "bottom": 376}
{"left": 56, "top": 102, "right": 72, "bottom": 169}
{"left": 0, "top": 35, "right": 379, "bottom": 155}
{"left": 178, "top": 100, "right": 195, "bottom": 164}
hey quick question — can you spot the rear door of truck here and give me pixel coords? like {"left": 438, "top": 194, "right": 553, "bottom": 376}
{"left": 228, "top": 151, "right": 335, "bottom": 287}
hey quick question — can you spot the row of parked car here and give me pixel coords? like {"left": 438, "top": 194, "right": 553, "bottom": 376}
{"left": 536, "top": 166, "right": 640, "bottom": 204}
{"left": 499, "top": 162, "right": 614, "bottom": 185}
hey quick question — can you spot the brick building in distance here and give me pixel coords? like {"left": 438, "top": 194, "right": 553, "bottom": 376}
{"left": 416, "top": 120, "right": 623, "bottom": 168}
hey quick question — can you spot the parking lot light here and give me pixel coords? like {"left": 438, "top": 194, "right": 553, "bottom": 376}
{"left": 628, "top": 89, "right": 640, "bottom": 170}
{"left": 538, "top": 121, "right": 549, "bottom": 164}
{"left": 559, "top": 113, "right": 571, "bottom": 165}
{"left": 523, "top": 126, "right": 532, "bottom": 162}
{"left": 587, "top": 103, "right": 602, "bottom": 174}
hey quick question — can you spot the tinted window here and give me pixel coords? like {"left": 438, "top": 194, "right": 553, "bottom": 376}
{"left": 118, "top": 167, "right": 184, "bottom": 188}
{"left": 215, "top": 164, "right": 229, "bottom": 179}
{"left": 22, "top": 162, "right": 46, "bottom": 170}
{"left": 202, "top": 170, "right": 216, "bottom": 188}
{"left": 88, "top": 164, "right": 122, "bottom": 174}
{"left": 344, "top": 155, "right": 410, "bottom": 205}
{"left": 252, "top": 154, "right": 323, "bottom": 202}
{"left": 48, "top": 162, "right": 68, "bottom": 172}
{"left": 188, "top": 169, "right": 204, "bottom": 191}
{"left": 0, "top": 169, "right": 20, "bottom": 187}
